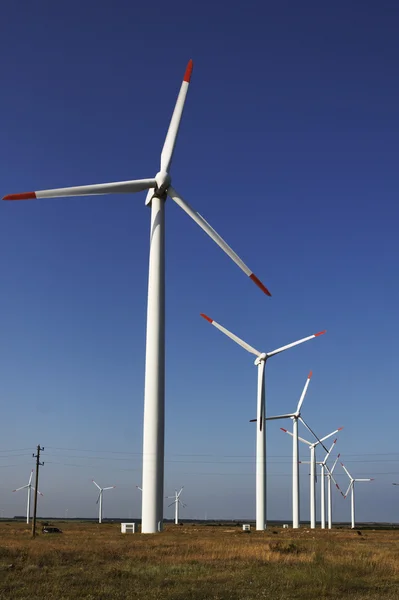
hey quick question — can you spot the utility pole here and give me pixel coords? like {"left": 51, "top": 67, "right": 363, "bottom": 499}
{"left": 31, "top": 445, "right": 44, "bottom": 538}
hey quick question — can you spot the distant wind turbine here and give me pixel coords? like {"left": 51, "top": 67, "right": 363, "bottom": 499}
{"left": 341, "top": 463, "right": 373, "bottom": 529}
{"left": 201, "top": 313, "right": 325, "bottom": 530}
{"left": 265, "top": 370, "right": 313, "bottom": 529}
{"left": 12, "top": 470, "right": 43, "bottom": 524}
{"left": 282, "top": 425, "right": 343, "bottom": 528}
{"left": 92, "top": 480, "right": 115, "bottom": 524}
{"left": 166, "top": 487, "right": 186, "bottom": 524}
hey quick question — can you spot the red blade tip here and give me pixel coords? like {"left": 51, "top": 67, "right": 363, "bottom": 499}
{"left": 308, "top": 370, "right": 313, "bottom": 379}
{"left": 280, "top": 428, "right": 287, "bottom": 433}
{"left": 183, "top": 59, "right": 193, "bottom": 83}
{"left": 3, "top": 192, "right": 36, "bottom": 201}
{"left": 314, "top": 330, "right": 326, "bottom": 337}
{"left": 338, "top": 427, "right": 344, "bottom": 431}
{"left": 200, "top": 313, "right": 213, "bottom": 324}
{"left": 249, "top": 273, "right": 272, "bottom": 296}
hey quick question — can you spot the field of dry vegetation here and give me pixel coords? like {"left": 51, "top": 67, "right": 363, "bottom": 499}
{"left": 0, "top": 521, "right": 398, "bottom": 599}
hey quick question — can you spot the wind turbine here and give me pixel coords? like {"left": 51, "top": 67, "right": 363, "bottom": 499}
{"left": 264, "top": 371, "right": 313, "bottom": 529}
{"left": 341, "top": 462, "right": 373, "bottom": 529}
{"left": 12, "top": 470, "right": 43, "bottom": 524}
{"left": 281, "top": 425, "right": 343, "bottom": 528}
{"left": 300, "top": 438, "right": 340, "bottom": 529}
{"left": 2, "top": 61, "right": 272, "bottom": 534}
{"left": 92, "top": 480, "right": 115, "bottom": 524}
{"left": 200, "top": 313, "right": 326, "bottom": 530}
{"left": 166, "top": 487, "right": 186, "bottom": 524}
{"left": 326, "top": 453, "right": 343, "bottom": 529}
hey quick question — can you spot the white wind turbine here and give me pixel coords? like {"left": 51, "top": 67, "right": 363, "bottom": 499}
{"left": 341, "top": 462, "right": 374, "bottom": 529}
{"left": 300, "top": 438, "right": 341, "bottom": 529}
{"left": 166, "top": 487, "right": 186, "bottom": 524}
{"left": 281, "top": 425, "right": 343, "bottom": 529}
{"left": 264, "top": 371, "right": 313, "bottom": 529}
{"left": 200, "top": 313, "right": 326, "bottom": 530}
{"left": 3, "top": 61, "right": 272, "bottom": 534}
{"left": 326, "top": 453, "right": 343, "bottom": 530}
{"left": 92, "top": 480, "right": 115, "bottom": 524}
{"left": 12, "top": 470, "right": 43, "bottom": 524}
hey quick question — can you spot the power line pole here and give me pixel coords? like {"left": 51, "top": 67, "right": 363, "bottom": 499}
{"left": 31, "top": 445, "right": 44, "bottom": 539}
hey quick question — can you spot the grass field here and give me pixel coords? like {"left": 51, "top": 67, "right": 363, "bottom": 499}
{"left": 0, "top": 522, "right": 398, "bottom": 599}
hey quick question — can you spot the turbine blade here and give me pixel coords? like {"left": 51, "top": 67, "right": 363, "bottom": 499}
{"left": 168, "top": 501, "right": 175, "bottom": 508}
{"left": 341, "top": 462, "right": 352, "bottom": 480}
{"left": 103, "top": 486, "right": 116, "bottom": 491}
{"left": 12, "top": 485, "right": 28, "bottom": 492}
{"left": 92, "top": 480, "right": 101, "bottom": 490}
{"left": 330, "top": 454, "right": 340, "bottom": 474}
{"left": 168, "top": 186, "right": 271, "bottom": 296}
{"left": 318, "top": 427, "right": 343, "bottom": 445}
{"left": 96, "top": 492, "right": 101, "bottom": 504}
{"left": 296, "top": 371, "right": 312, "bottom": 414}
{"left": 28, "top": 470, "right": 33, "bottom": 485}
{"left": 322, "top": 438, "right": 337, "bottom": 464}
{"left": 265, "top": 413, "right": 296, "bottom": 421}
{"left": 325, "top": 464, "right": 342, "bottom": 492}
{"left": 280, "top": 427, "right": 312, "bottom": 446}
{"left": 3, "top": 179, "right": 156, "bottom": 201}
{"left": 354, "top": 479, "right": 373, "bottom": 482}
{"left": 266, "top": 331, "right": 326, "bottom": 358}
{"left": 299, "top": 417, "right": 329, "bottom": 452}
{"left": 160, "top": 60, "right": 193, "bottom": 172}
{"left": 177, "top": 487, "right": 184, "bottom": 498}
{"left": 200, "top": 314, "right": 261, "bottom": 356}
{"left": 344, "top": 482, "right": 352, "bottom": 498}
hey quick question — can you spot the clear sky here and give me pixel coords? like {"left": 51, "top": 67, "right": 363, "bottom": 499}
{"left": 1, "top": 1, "right": 398, "bottom": 523}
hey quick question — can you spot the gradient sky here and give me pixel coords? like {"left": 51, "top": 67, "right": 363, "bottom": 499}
{"left": 1, "top": 1, "right": 398, "bottom": 523}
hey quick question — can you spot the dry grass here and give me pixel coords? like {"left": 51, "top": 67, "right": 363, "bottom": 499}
{"left": 0, "top": 522, "right": 398, "bottom": 599}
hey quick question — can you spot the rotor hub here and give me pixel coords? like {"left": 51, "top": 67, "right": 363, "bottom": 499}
{"left": 254, "top": 352, "right": 267, "bottom": 366}
{"left": 155, "top": 171, "right": 171, "bottom": 195}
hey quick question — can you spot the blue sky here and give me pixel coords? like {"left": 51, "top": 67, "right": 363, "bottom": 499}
{"left": 1, "top": 1, "right": 398, "bottom": 523}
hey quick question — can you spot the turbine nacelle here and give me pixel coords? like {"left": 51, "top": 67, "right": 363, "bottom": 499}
{"left": 254, "top": 353, "right": 267, "bottom": 365}
{"left": 155, "top": 171, "right": 172, "bottom": 195}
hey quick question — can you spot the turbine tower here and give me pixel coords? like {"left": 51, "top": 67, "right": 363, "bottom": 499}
{"left": 341, "top": 463, "right": 373, "bottom": 529}
{"left": 2, "top": 61, "right": 272, "bottom": 534}
{"left": 201, "top": 313, "right": 325, "bottom": 530}
{"left": 92, "top": 480, "right": 115, "bottom": 524}
{"left": 281, "top": 425, "right": 342, "bottom": 528}
{"left": 166, "top": 487, "right": 186, "bottom": 524}
{"left": 12, "top": 470, "right": 43, "bottom": 524}
{"left": 264, "top": 371, "right": 313, "bottom": 529}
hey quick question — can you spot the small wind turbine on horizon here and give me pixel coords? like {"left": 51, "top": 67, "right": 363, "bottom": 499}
{"left": 12, "top": 470, "right": 43, "bottom": 524}
{"left": 92, "top": 480, "right": 115, "bottom": 524}
{"left": 281, "top": 425, "right": 343, "bottom": 529}
{"left": 3, "top": 60, "right": 272, "bottom": 534}
{"left": 341, "top": 462, "right": 374, "bottom": 529}
{"left": 264, "top": 370, "right": 313, "bottom": 529}
{"left": 166, "top": 487, "right": 186, "bottom": 524}
{"left": 200, "top": 313, "right": 326, "bottom": 530}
